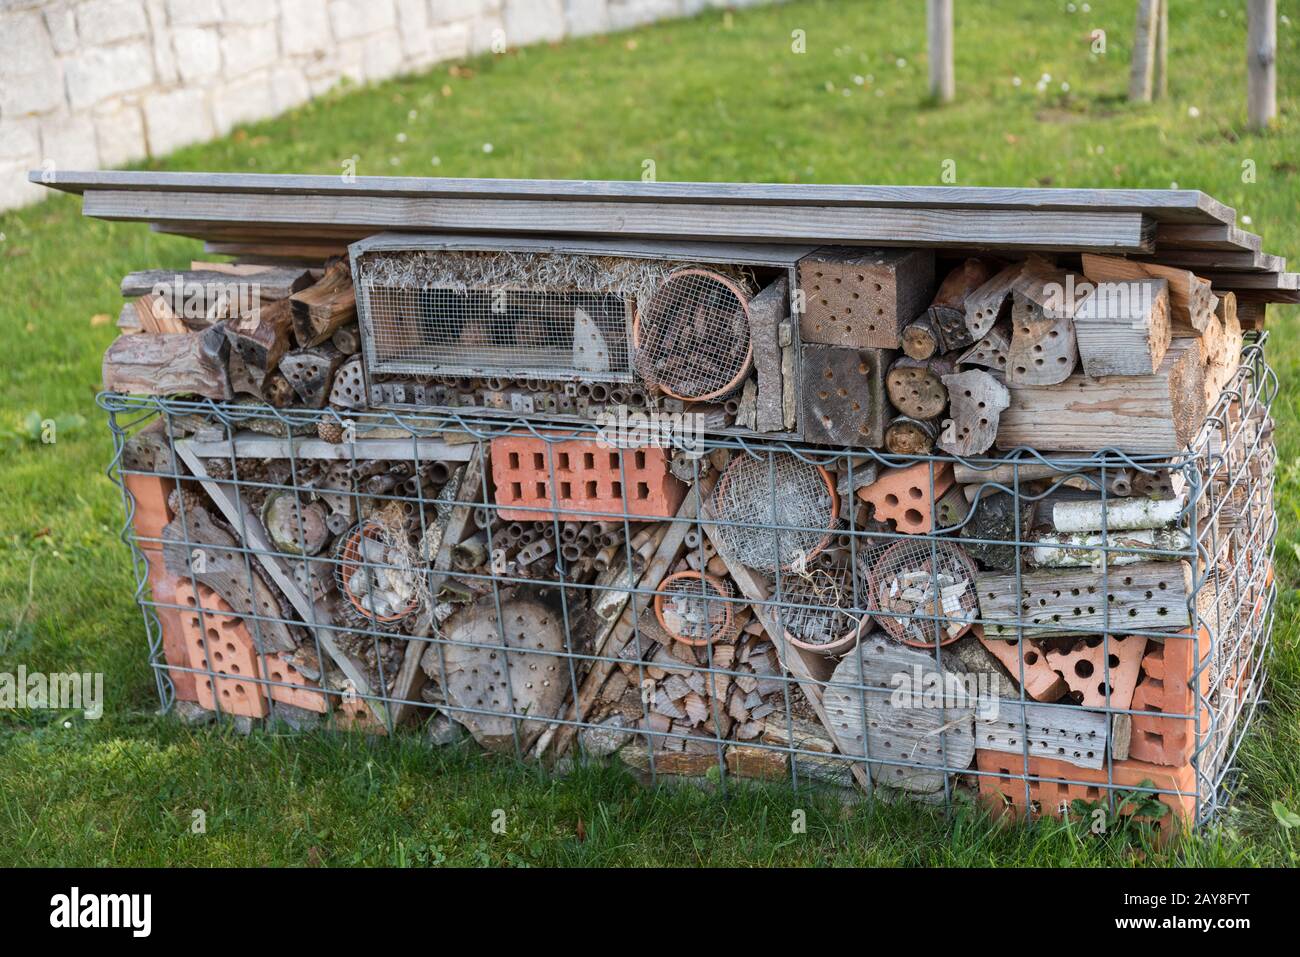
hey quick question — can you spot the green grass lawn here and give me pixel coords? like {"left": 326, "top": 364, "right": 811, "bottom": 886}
{"left": 2, "top": 0, "right": 1298, "bottom": 866}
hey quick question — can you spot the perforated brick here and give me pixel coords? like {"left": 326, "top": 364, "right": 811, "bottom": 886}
{"left": 977, "top": 630, "right": 1069, "bottom": 701}
{"left": 261, "top": 652, "right": 329, "bottom": 714}
{"left": 124, "top": 471, "right": 197, "bottom": 702}
{"left": 1045, "top": 633, "right": 1148, "bottom": 709}
{"left": 1128, "top": 628, "right": 1211, "bottom": 766}
{"left": 490, "top": 434, "right": 686, "bottom": 521}
{"left": 975, "top": 751, "right": 1195, "bottom": 839}
{"left": 176, "top": 579, "right": 269, "bottom": 718}
{"left": 798, "top": 247, "right": 934, "bottom": 350}
{"left": 856, "top": 460, "right": 955, "bottom": 533}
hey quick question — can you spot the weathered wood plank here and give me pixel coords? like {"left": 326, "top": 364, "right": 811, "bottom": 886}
{"left": 975, "top": 561, "right": 1192, "bottom": 638}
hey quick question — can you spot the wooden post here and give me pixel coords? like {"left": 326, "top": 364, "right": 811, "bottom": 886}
{"left": 928, "top": 0, "right": 954, "bottom": 103}
{"left": 1247, "top": 0, "right": 1277, "bottom": 131}
{"left": 1154, "top": 0, "right": 1168, "bottom": 98}
{"left": 1129, "top": 0, "right": 1159, "bottom": 102}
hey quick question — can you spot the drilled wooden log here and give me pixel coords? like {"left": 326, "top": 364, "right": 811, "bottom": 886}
{"left": 885, "top": 415, "right": 937, "bottom": 455}
{"left": 900, "top": 315, "right": 941, "bottom": 360}
{"left": 964, "top": 260, "right": 1026, "bottom": 341}
{"left": 924, "top": 257, "right": 997, "bottom": 351}
{"left": 955, "top": 324, "right": 1009, "bottom": 374}
{"left": 1006, "top": 267, "right": 1078, "bottom": 387}
{"left": 886, "top": 354, "right": 954, "bottom": 421}
{"left": 279, "top": 342, "right": 345, "bottom": 409}
{"left": 262, "top": 491, "right": 331, "bottom": 556}
{"left": 938, "top": 369, "right": 1009, "bottom": 456}
{"left": 1081, "top": 253, "right": 1217, "bottom": 335}
{"left": 227, "top": 297, "right": 295, "bottom": 383}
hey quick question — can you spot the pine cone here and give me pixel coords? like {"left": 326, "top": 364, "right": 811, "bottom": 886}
{"left": 318, "top": 419, "right": 345, "bottom": 444}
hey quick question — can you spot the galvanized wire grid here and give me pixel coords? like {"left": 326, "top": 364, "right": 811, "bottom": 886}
{"left": 102, "top": 336, "right": 1277, "bottom": 832}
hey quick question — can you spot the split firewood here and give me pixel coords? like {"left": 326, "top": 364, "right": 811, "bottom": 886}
{"left": 1073, "top": 278, "right": 1170, "bottom": 377}
{"left": 279, "top": 342, "right": 345, "bottom": 409}
{"left": 160, "top": 500, "right": 297, "bottom": 653}
{"left": 923, "top": 257, "right": 998, "bottom": 351}
{"left": 131, "top": 293, "right": 187, "bottom": 334}
{"left": 886, "top": 354, "right": 955, "bottom": 421}
{"left": 227, "top": 297, "right": 295, "bottom": 385}
{"left": 1081, "top": 253, "right": 1217, "bottom": 335}
{"left": 937, "top": 369, "right": 1009, "bottom": 457}
{"left": 102, "top": 323, "right": 232, "bottom": 400}
{"left": 955, "top": 323, "right": 1010, "bottom": 374}
{"left": 964, "top": 260, "right": 1027, "bottom": 341}
{"left": 290, "top": 258, "right": 356, "bottom": 347}
{"left": 885, "top": 415, "right": 937, "bottom": 455}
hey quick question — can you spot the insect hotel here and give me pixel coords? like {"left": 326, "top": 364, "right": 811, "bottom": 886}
{"left": 41, "top": 170, "right": 1292, "bottom": 836}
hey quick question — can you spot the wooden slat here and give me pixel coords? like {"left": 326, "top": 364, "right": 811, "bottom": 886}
{"left": 34, "top": 169, "right": 1238, "bottom": 223}
{"left": 1134, "top": 249, "right": 1283, "bottom": 272}
{"left": 82, "top": 189, "right": 1158, "bottom": 253}
{"left": 1155, "top": 223, "right": 1262, "bottom": 252}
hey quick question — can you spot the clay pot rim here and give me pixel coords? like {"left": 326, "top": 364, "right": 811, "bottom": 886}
{"left": 654, "top": 570, "right": 737, "bottom": 647}
{"left": 632, "top": 268, "right": 755, "bottom": 402}
{"left": 340, "top": 522, "right": 419, "bottom": 623}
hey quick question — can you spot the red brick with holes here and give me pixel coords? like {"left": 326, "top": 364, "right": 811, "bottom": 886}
{"left": 975, "top": 751, "right": 1194, "bottom": 840}
{"left": 489, "top": 433, "right": 686, "bottom": 521}
{"left": 856, "top": 461, "right": 955, "bottom": 534}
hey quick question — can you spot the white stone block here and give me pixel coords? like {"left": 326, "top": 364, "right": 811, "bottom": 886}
{"left": 609, "top": 0, "right": 681, "bottom": 31}
{"left": 268, "top": 67, "right": 311, "bottom": 113}
{"left": 43, "top": 3, "right": 79, "bottom": 55}
{"left": 221, "top": 24, "right": 279, "bottom": 73}
{"left": 430, "top": 22, "right": 470, "bottom": 60}
{"left": 0, "top": 11, "right": 56, "bottom": 77}
{"left": 172, "top": 26, "right": 222, "bottom": 82}
{"left": 431, "top": 0, "right": 491, "bottom": 25}
{"left": 211, "top": 72, "right": 273, "bottom": 134}
{"left": 468, "top": 15, "right": 505, "bottom": 54}
{"left": 396, "top": 0, "right": 434, "bottom": 63}
{"left": 64, "top": 41, "right": 154, "bottom": 110}
{"left": 363, "top": 31, "right": 405, "bottom": 80}
{"left": 165, "top": 0, "right": 223, "bottom": 26}
{"left": 563, "top": 0, "right": 609, "bottom": 37}
{"left": 0, "top": 118, "right": 41, "bottom": 162}
{"left": 77, "top": 0, "right": 150, "bottom": 44}
{"left": 503, "top": 0, "right": 564, "bottom": 45}
{"left": 93, "top": 102, "right": 147, "bottom": 167}
{"left": 142, "top": 86, "right": 213, "bottom": 155}
{"left": 222, "top": 0, "right": 276, "bottom": 24}
{"left": 0, "top": 70, "right": 64, "bottom": 117}
{"left": 330, "top": 0, "right": 395, "bottom": 40}
{"left": 39, "top": 114, "right": 100, "bottom": 172}
{"left": 280, "top": 0, "right": 334, "bottom": 56}
{"left": 0, "top": 160, "right": 49, "bottom": 210}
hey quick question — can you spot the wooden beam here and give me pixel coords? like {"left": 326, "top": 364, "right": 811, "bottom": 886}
{"left": 80, "top": 190, "right": 1160, "bottom": 253}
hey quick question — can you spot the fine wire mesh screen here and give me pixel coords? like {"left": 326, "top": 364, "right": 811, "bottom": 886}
{"left": 634, "top": 269, "right": 754, "bottom": 400}
{"left": 360, "top": 282, "right": 635, "bottom": 382}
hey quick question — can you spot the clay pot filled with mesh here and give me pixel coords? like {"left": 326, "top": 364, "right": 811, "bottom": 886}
{"left": 863, "top": 539, "right": 978, "bottom": 647}
{"left": 336, "top": 521, "right": 420, "bottom": 625}
{"left": 654, "top": 571, "right": 739, "bottom": 647}
{"left": 633, "top": 269, "right": 753, "bottom": 401}
{"left": 776, "top": 566, "right": 870, "bottom": 658}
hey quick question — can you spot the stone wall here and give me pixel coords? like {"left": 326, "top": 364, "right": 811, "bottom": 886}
{"left": 0, "top": 0, "right": 768, "bottom": 211}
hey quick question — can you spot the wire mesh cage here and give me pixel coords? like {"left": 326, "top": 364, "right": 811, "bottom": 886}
{"left": 103, "top": 333, "right": 1277, "bottom": 838}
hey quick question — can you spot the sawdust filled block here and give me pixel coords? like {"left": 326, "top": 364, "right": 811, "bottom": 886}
{"left": 798, "top": 247, "right": 934, "bottom": 350}
{"left": 800, "top": 344, "right": 892, "bottom": 447}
